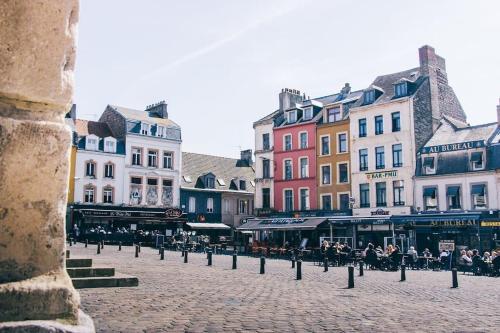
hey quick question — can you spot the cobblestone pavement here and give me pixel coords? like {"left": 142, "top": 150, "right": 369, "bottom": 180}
{"left": 71, "top": 243, "right": 500, "bottom": 333}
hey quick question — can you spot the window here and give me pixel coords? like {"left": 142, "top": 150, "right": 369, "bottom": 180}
{"left": 321, "top": 165, "right": 331, "bottom": 185}
{"left": 395, "top": 82, "right": 407, "bottom": 97}
{"left": 471, "top": 184, "right": 487, "bottom": 209}
{"left": 103, "top": 187, "right": 113, "bottom": 204}
{"left": 206, "top": 177, "right": 215, "bottom": 189}
{"left": 300, "top": 158, "right": 308, "bottom": 178}
{"left": 375, "top": 146, "right": 385, "bottom": 169}
{"left": 284, "top": 189, "right": 293, "bottom": 212}
{"left": 84, "top": 186, "right": 95, "bottom": 203}
{"left": 287, "top": 110, "right": 297, "bottom": 123}
{"left": 239, "top": 180, "right": 246, "bottom": 190}
{"left": 359, "top": 118, "right": 367, "bottom": 137}
{"left": 188, "top": 196, "right": 196, "bottom": 213}
{"left": 141, "top": 123, "right": 150, "bottom": 135}
{"left": 321, "top": 195, "right": 332, "bottom": 210}
{"left": 391, "top": 112, "right": 401, "bottom": 132}
{"left": 338, "top": 133, "right": 347, "bottom": 153}
{"left": 392, "top": 144, "right": 402, "bottom": 168}
{"left": 299, "top": 132, "right": 308, "bottom": 149}
{"left": 217, "top": 178, "right": 226, "bottom": 186}
{"left": 300, "top": 188, "right": 310, "bottom": 210}
{"left": 339, "top": 194, "right": 350, "bottom": 211}
{"left": 423, "top": 187, "right": 438, "bottom": 211}
{"left": 207, "top": 198, "right": 214, "bottom": 213}
{"left": 262, "top": 188, "right": 271, "bottom": 209}
{"left": 470, "top": 152, "right": 484, "bottom": 170}
{"left": 262, "top": 133, "right": 270, "bottom": 150}
{"left": 327, "top": 107, "right": 341, "bottom": 123}
{"left": 130, "top": 177, "right": 143, "bottom": 205}
{"left": 132, "top": 148, "right": 142, "bottom": 166}
{"left": 262, "top": 159, "right": 270, "bottom": 179}
{"left": 148, "top": 150, "right": 158, "bottom": 167}
{"left": 86, "top": 137, "right": 98, "bottom": 151}
{"left": 85, "top": 161, "right": 96, "bottom": 177}
{"left": 360, "top": 184, "right": 370, "bottom": 208}
{"left": 303, "top": 107, "right": 313, "bottom": 120}
{"left": 162, "top": 179, "right": 173, "bottom": 206}
{"left": 284, "top": 134, "right": 292, "bottom": 151}
{"left": 423, "top": 156, "right": 435, "bottom": 174}
{"left": 321, "top": 136, "right": 330, "bottom": 155}
{"left": 223, "top": 199, "right": 230, "bottom": 213}
{"left": 104, "top": 163, "right": 114, "bottom": 178}
{"left": 376, "top": 182, "right": 387, "bottom": 207}
{"left": 375, "top": 116, "right": 384, "bottom": 135}
{"left": 146, "top": 178, "right": 158, "bottom": 205}
{"left": 239, "top": 200, "right": 248, "bottom": 214}
{"left": 104, "top": 140, "right": 115, "bottom": 153}
{"left": 157, "top": 125, "right": 165, "bottom": 137}
{"left": 338, "top": 163, "right": 348, "bottom": 183}
{"left": 163, "top": 152, "right": 173, "bottom": 169}
{"left": 284, "top": 160, "right": 292, "bottom": 180}
{"left": 359, "top": 149, "right": 368, "bottom": 171}
{"left": 393, "top": 180, "right": 405, "bottom": 206}
{"left": 364, "top": 90, "right": 375, "bottom": 104}
{"left": 446, "top": 186, "right": 461, "bottom": 210}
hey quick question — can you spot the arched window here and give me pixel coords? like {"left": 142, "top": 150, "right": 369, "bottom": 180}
{"left": 104, "top": 162, "right": 114, "bottom": 178}
{"left": 85, "top": 160, "right": 96, "bottom": 177}
{"left": 84, "top": 184, "right": 95, "bottom": 203}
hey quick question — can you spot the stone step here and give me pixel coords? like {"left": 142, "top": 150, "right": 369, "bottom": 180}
{"left": 66, "top": 258, "right": 92, "bottom": 268}
{"left": 67, "top": 267, "right": 115, "bottom": 278}
{"left": 71, "top": 273, "right": 139, "bottom": 289}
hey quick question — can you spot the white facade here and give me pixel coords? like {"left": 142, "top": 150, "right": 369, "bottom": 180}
{"left": 350, "top": 98, "right": 416, "bottom": 216}
{"left": 124, "top": 133, "right": 181, "bottom": 208}
{"left": 254, "top": 121, "right": 274, "bottom": 209}
{"left": 74, "top": 135, "right": 125, "bottom": 205}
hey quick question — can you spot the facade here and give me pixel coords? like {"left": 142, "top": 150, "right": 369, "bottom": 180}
{"left": 349, "top": 45, "right": 467, "bottom": 217}
{"left": 180, "top": 151, "right": 255, "bottom": 229}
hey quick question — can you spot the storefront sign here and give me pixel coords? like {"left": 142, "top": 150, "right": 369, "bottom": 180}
{"left": 371, "top": 209, "right": 390, "bottom": 216}
{"left": 366, "top": 170, "right": 397, "bottom": 180}
{"left": 439, "top": 240, "right": 455, "bottom": 252}
{"left": 165, "top": 208, "right": 183, "bottom": 218}
{"left": 421, "top": 140, "right": 484, "bottom": 154}
{"left": 259, "top": 218, "right": 305, "bottom": 225}
{"left": 429, "top": 220, "right": 477, "bottom": 227}
{"left": 481, "top": 221, "right": 500, "bottom": 227}
{"left": 79, "top": 208, "right": 185, "bottom": 219}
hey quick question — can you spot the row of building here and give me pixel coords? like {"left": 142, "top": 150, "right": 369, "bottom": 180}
{"left": 249, "top": 45, "right": 500, "bottom": 253}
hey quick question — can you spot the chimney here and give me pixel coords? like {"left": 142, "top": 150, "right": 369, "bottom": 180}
{"left": 145, "top": 100, "right": 168, "bottom": 119}
{"left": 340, "top": 83, "right": 351, "bottom": 96}
{"left": 279, "top": 88, "right": 303, "bottom": 111}
{"left": 240, "top": 149, "right": 253, "bottom": 167}
{"left": 497, "top": 98, "right": 500, "bottom": 125}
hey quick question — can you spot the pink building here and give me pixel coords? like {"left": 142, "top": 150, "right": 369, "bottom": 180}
{"left": 273, "top": 102, "right": 322, "bottom": 212}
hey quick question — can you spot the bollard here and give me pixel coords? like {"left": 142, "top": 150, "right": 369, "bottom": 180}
{"left": 232, "top": 254, "right": 237, "bottom": 270}
{"left": 296, "top": 260, "right": 302, "bottom": 280}
{"left": 452, "top": 268, "right": 458, "bottom": 288}
{"left": 400, "top": 264, "right": 406, "bottom": 282}
{"left": 348, "top": 266, "right": 354, "bottom": 288}
{"left": 135, "top": 245, "right": 139, "bottom": 258}
{"left": 207, "top": 251, "right": 212, "bottom": 266}
{"left": 160, "top": 247, "right": 164, "bottom": 260}
{"left": 65, "top": 250, "right": 70, "bottom": 259}
{"left": 260, "top": 257, "right": 265, "bottom": 274}
{"left": 323, "top": 258, "right": 328, "bottom": 272}
{"left": 291, "top": 257, "right": 296, "bottom": 269}
{"left": 97, "top": 243, "right": 100, "bottom": 255}
{"left": 85, "top": 239, "right": 88, "bottom": 248}
{"left": 118, "top": 242, "right": 122, "bottom": 251}
{"left": 359, "top": 261, "right": 364, "bottom": 276}
{"left": 184, "top": 250, "right": 188, "bottom": 263}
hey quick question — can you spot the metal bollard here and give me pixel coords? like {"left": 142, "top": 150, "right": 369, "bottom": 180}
{"left": 66, "top": 250, "right": 70, "bottom": 259}
{"left": 135, "top": 245, "right": 139, "bottom": 258}
{"left": 160, "top": 247, "right": 165, "bottom": 260}
{"left": 232, "top": 254, "right": 237, "bottom": 270}
{"left": 118, "top": 242, "right": 122, "bottom": 251}
{"left": 85, "top": 239, "right": 88, "bottom": 248}
{"left": 324, "top": 258, "right": 328, "bottom": 272}
{"left": 400, "top": 264, "right": 406, "bottom": 281}
{"left": 348, "top": 266, "right": 354, "bottom": 288}
{"left": 260, "top": 256, "right": 265, "bottom": 274}
{"left": 97, "top": 243, "right": 100, "bottom": 255}
{"left": 452, "top": 268, "right": 458, "bottom": 288}
{"left": 296, "top": 260, "right": 302, "bottom": 280}
{"left": 359, "top": 261, "right": 364, "bottom": 276}
{"left": 207, "top": 251, "right": 212, "bottom": 266}
{"left": 291, "top": 257, "right": 296, "bottom": 269}
{"left": 184, "top": 250, "right": 188, "bottom": 263}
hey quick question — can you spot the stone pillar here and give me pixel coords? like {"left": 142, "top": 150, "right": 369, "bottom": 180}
{"left": 0, "top": 1, "right": 93, "bottom": 331}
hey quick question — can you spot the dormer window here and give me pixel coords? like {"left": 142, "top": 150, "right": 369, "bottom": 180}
{"left": 239, "top": 180, "right": 247, "bottom": 191}
{"left": 395, "top": 82, "right": 408, "bottom": 98}
{"left": 141, "top": 123, "right": 150, "bottom": 135}
{"left": 327, "top": 107, "right": 341, "bottom": 123}
{"left": 422, "top": 156, "right": 435, "bottom": 175}
{"left": 217, "top": 178, "right": 226, "bottom": 186}
{"left": 364, "top": 90, "right": 376, "bottom": 104}
{"left": 287, "top": 110, "right": 297, "bottom": 123}
{"left": 104, "top": 138, "right": 116, "bottom": 153}
{"left": 157, "top": 125, "right": 165, "bottom": 137}
{"left": 206, "top": 177, "right": 215, "bottom": 189}
{"left": 86, "top": 136, "right": 98, "bottom": 151}
{"left": 470, "top": 152, "right": 484, "bottom": 170}
{"left": 303, "top": 107, "right": 313, "bottom": 120}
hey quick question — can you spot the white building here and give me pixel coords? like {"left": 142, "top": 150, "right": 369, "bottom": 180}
{"left": 73, "top": 120, "right": 125, "bottom": 205}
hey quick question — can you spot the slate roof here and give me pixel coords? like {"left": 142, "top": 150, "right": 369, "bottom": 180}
{"left": 75, "top": 119, "right": 114, "bottom": 138}
{"left": 253, "top": 109, "right": 281, "bottom": 126}
{"left": 109, "top": 105, "right": 180, "bottom": 128}
{"left": 424, "top": 119, "right": 498, "bottom": 147}
{"left": 181, "top": 152, "right": 255, "bottom": 193}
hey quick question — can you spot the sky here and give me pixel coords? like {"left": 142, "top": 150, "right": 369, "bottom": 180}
{"left": 74, "top": 0, "right": 500, "bottom": 158}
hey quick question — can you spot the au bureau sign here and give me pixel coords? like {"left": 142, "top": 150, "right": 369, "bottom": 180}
{"left": 421, "top": 140, "right": 484, "bottom": 154}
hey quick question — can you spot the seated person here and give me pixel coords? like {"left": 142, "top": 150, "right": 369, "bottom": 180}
{"left": 388, "top": 245, "right": 401, "bottom": 270}
{"left": 422, "top": 248, "right": 432, "bottom": 258}
{"left": 407, "top": 246, "right": 418, "bottom": 268}
{"left": 459, "top": 249, "right": 472, "bottom": 265}
{"left": 472, "top": 249, "right": 488, "bottom": 275}
{"left": 492, "top": 253, "right": 500, "bottom": 276}
{"left": 365, "top": 243, "right": 379, "bottom": 269}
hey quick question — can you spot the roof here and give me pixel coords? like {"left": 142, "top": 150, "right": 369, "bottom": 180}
{"left": 108, "top": 105, "right": 180, "bottom": 128}
{"left": 253, "top": 109, "right": 282, "bottom": 127}
{"left": 237, "top": 218, "right": 327, "bottom": 231}
{"left": 424, "top": 119, "right": 498, "bottom": 147}
{"left": 75, "top": 119, "right": 114, "bottom": 138}
{"left": 181, "top": 152, "right": 255, "bottom": 193}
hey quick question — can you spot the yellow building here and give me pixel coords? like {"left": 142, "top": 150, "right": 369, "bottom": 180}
{"left": 67, "top": 144, "right": 76, "bottom": 203}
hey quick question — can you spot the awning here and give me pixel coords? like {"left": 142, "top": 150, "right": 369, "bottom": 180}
{"left": 423, "top": 157, "right": 434, "bottom": 168}
{"left": 328, "top": 216, "right": 391, "bottom": 225}
{"left": 186, "top": 223, "right": 231, "bottom": 230}
{"left": 471, "top": 184, "right": 485, "bottom": 195}
{"left": 237, "top": 218, "right": 327, "bottom": 231}
{"left": 446, "top": 186, "right": 460, "bottom": 195}
{"left": 423, "top": 187, "right": 437, "bottom": 197}
{"left": 470, "top": 152, "right": 483, "bottom": 163}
